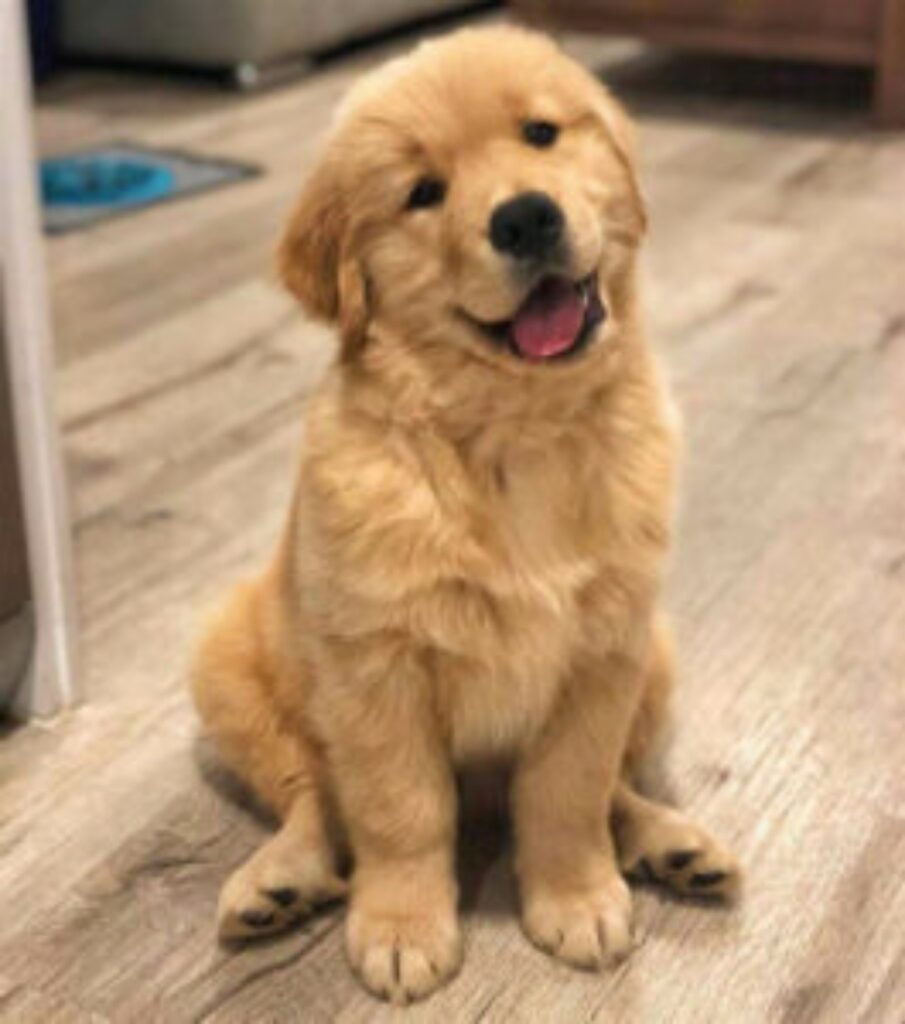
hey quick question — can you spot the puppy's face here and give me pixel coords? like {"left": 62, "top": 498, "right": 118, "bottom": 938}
{"left": 280, "top": 28, "right": 646, "bottom": 370}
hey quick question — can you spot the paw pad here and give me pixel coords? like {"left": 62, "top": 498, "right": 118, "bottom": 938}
{"left": 217, "top": 849, "right": 347, "bottom": 942}
{"left": 239, "top": 908, "right": 276, "bottom": 929}
{"left": 666, "top": 849, "right": 698, "bottom": 870}
{"left": 628, "top": 843, "right": 739, "bottom": 901}
{"left": 617, "top": 805, "right": 741, "bottom": 903}
{"left": 265, "top": 887, "right": 299, "bottom": 907}
{"left": 689, "top": 870, "right": 728, "bottom": 889}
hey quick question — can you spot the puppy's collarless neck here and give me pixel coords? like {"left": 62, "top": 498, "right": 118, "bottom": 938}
{"left": 342, "top": 317, "right": 642, "bottom": 438}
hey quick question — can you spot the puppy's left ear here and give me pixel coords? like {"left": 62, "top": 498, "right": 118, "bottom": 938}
{"left": 277, "top": 152, "right": 370, "bottom": 359}
{"left": 594, "top": 86, "right": 648, "bottom": 241}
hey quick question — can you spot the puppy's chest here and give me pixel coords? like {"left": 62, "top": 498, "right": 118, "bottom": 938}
{"left": 485, "top": 444, "right": 608, "bottom": 593}
{"left": 431, "top": 457, "right": 608, "bottom": 761}
{"left": 388, "top": 434, "right": 661, "bottom": 760}
{"left": 431, "top": 577, "right": 583, "bottom": 763}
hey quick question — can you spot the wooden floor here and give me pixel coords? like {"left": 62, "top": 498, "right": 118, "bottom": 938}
{"left": 2, "top": 17, "right": 905, "bottom": 1023}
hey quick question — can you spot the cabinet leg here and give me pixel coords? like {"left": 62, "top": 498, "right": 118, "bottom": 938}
{"left": 875, "top": 0, "right": 905, "bottom": 126}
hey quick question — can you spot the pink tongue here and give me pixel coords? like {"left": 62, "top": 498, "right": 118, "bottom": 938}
{"left": 511, "top": 277, "right": 584, "bottom": 360}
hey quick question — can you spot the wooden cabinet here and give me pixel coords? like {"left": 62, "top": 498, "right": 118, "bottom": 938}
{"left": 510, "top": 0, "right": 905, "bottom": 123}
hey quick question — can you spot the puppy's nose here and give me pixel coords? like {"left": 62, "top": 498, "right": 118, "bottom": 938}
{"left": 489, "top": 191, "right": 564, "bottom": 261}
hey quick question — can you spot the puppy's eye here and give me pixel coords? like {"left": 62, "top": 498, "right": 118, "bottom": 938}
{"left": 522, "top": 120, "right": 559, "bottom": 148}
{"left": 406, "top": 177, "right": 446, "bottom": 210}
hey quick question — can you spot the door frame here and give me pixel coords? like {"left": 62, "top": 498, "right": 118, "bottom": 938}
{"left": 0, "top": 0, "right": 78, "bottom": 717}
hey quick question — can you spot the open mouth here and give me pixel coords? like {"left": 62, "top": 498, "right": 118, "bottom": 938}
{"left": 468, "top": 274, "right": 607, "bottom": 362}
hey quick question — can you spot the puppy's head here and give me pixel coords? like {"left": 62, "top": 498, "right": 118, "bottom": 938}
{"left": 279, "top": 27, "right": 645, "bottom": 370}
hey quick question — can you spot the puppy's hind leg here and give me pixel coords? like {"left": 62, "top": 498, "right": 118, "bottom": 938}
{"left": 192, "top": 581, "right": 346, "bottom": 941}
{"left": 613, "top": 617, "right": 741, "bottom": 902}
{"left": 611, "top": 782, "right": 741, "bottom": 902}
{"left": 217, "top": 791, "right": 347, "bottom": 940}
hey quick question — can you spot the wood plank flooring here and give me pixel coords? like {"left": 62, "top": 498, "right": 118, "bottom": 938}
{"left": 1, "top": 18, "right": 904, "bottom": 1023}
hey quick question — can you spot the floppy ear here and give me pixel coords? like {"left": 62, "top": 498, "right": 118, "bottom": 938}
{"left": 277, "top": 154, "right": 370, "bottom": 358}
{"left": 594, "top": 86, "right": 648, "bottom": 241}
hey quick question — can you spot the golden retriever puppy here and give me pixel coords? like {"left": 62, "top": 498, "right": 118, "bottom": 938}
{"left": 191, "top": 25, "right": 740, "bottom": 1004}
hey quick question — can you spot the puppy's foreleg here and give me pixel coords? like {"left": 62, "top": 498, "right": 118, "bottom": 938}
{"left": 514, "top": 651, "right": 644, "bottom": 969}
{"left": 314, "top": 638, "right": 461, "bottom": 1005}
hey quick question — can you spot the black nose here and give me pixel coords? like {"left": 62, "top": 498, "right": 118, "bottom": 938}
{"left": 489, "top": 191, "right": 564, "bottom": 261}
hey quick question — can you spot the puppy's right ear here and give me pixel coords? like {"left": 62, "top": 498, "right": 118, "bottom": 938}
{"left": 277, "top": 154, "right": 371, "bottom": 358}
{"left": 277, "top": 157, "right": 344, "bottom": 322}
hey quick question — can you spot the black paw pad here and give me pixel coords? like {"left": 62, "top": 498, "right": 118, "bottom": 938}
{"left": 240, "top": 909, "right": 276, "bottom": 928}
{"left": 666, "top": 850, "right": 699, "bottom": 871}
{"left": 689, "top": 870, "right": 727, "bottom": 888}
{"left": 265, "top": 887, "right": 299, "bottom": 907}
{"left": 636, "top": 858, "right": 657, "bottom": 882}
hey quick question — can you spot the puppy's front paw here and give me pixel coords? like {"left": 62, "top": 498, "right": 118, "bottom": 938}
{"left": 522, "top": 871, "right": 634, "bottom": 970}
{"left": 346, "top": 901, "right": 462, "bottom": 1005}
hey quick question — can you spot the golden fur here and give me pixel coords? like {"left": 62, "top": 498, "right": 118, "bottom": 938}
{"left": 191, "top": 26, "right": 739, "bottom": 1004}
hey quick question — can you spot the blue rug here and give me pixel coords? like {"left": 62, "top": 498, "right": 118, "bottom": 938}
{"left": 40, "top": 142, "right": 259, "bottom": 234}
